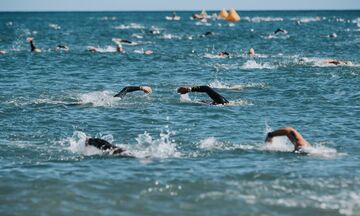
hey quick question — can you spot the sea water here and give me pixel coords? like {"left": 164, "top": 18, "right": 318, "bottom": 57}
{"left": 0, "top": 11, "right": 360, "bottom": 215}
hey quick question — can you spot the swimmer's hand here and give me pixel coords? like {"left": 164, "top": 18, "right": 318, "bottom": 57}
{"left": 140, "top": 86, "right": 152, "bottom": 94}
{"left": 177, "top": 86, "right": 191, "bottom": 94}
{"left": 265, "top": 133, "right": 273, "bottom": 144}
{"left": 27, "top": 37, "right": 33, "bottom": 42}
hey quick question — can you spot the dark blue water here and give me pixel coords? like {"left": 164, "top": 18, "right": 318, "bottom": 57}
{"left": 1, "top": 11, "right": 360, "bottom": 215}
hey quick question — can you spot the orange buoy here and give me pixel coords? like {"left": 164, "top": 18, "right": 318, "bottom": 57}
{"left": 218, "top": 9, "right": 228, "bottom": 19}
{"left": 225, "top": 9, "right": 240, "bottom": 22}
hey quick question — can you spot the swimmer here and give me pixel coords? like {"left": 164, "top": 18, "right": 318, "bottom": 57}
{"left": 86, "top": 137, "right": 126, "bottom": 155}
{"left": 113, "top": 38, "right": 135, "bottom": 45}
{"left": 87, "top": 47, "right": 98, "bottom": 52}
{"left": 248, "top": 48, "right": 255, "bottom": 56}
{"left": 204, "top": 31, "right": 214, "bottom": 37}
{"left": 328, "top": 33, "right": 337, "bottom": 38}
{"left": 274, "top": 28, "right": 288, "bottom": 34}
{"left": 56, "top": 44, "right": 69, "bottom": 51}
{"left": 116, "top": 44, "right": 124, "bottom": 53}
{"left": 265, "top": 127, "right": 310, "bottom": 152}
{"left": 26, "top": 37, "right": 41, "bottom": 52}
{"left": 324, "top": 59, "right": 352, "bottom": 65}
{"left": 0, "top": 50, "right": 6, "bottom": 55}
{"left": 218, "top": 51, "right": 230, "bottom": 57}
{"left": 114, "top": 86, "right": 152, "bottom": 98}
{"left": 149, "top": 29, "right": 160, "bottom": 35}
{"left": 177, "top": 85, "right": 229, "bottom": 105}
{"left": 144, "top": 50, "right": 153, "bottom": 55}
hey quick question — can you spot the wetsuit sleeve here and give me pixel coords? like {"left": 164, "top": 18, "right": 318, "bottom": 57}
{"left": 30, "top": 41, "right": 36, "bottom": 52}
{"left": 190, "top": 86, "right": 229, "bottom": 104}
{"left": 86, "top": 138, "right": 125, "bottom": 153}
{"left": 114, "top": 86, "right": 141, "bottom": 98}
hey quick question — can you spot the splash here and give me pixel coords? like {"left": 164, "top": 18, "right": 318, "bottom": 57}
{"left": 130, "top": 130, "right": 181, "bottom": 158}
{"left": 78, "top": 90, "right": 120, "bottom": 107}
{"left": 240, "top": 60, "right": 276, "bottom": 69}
{"left": 290, "top": 17, "right": 323, "bottom": 23}
{"left": 64, "top": 130, "right": 181, "bottom": 159}
{"left": 87, "top": 46, "right": 117, "bottom": 53}
{"left": 204, "top": 53, "right": 228, "bottom": 59}
{"left": 65, "top": 131, "right": 104, "bottom": 156}
{"left": 113, "top": 23, "right": 144, "bottom": 29}
{"left": 299, "top": 57, "right": 358, "bottom": 67}
{"left": 243, "top": 16, "right": 284, "bottom": 22}
{"left": 49, "top": 23, "right": 61, "bottom": 30}
{"left": 209, "top": 79, "right": 266, "bottom": 90}
{"left": 198, "top": 137, "right": 226, "bottom": 150}
{"left": 160, "top": 34, "right": 182, "bottom": 40}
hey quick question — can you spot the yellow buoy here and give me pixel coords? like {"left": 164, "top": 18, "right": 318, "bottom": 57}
{"left": 218, "top": 9, "right": 228, "bottom": 19}
{"left": 225, "top": 9, "right": 240, "bottom": 22}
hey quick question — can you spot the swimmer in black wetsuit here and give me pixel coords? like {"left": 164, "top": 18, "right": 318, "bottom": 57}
{"left": 114, "top": 86, "right": 152, "bottom": 98}
{"left": 27, "top": 37, "right": 41, "bottom": 52}
{"left": 177, "top": 85, "right": 229, "bottom": 105}
{"left": 274, "top": 28, "right": 288, "bottom": 34}
{"left": 56, "top": 44, "right": 69, "bottom": 51}
{"left": 218, "top": 51, "right": 230, "bottom": 57}
{"left": 86, "top": 138, "right": 125, "bottom": 155}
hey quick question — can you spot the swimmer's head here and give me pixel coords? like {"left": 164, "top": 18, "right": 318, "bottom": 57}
{"left": 248, "top": 48, "right": 255, "bottom": 56}
{"left": 27, "top": 37, "right": 33, "bottom": 42}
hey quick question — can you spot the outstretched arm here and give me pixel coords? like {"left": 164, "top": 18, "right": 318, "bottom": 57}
{"left": 177, "top": 86, "right": 229, "bottom": 104}
{"left": 114, "top": 86, "right": 152, "bottom": 98}
{"left": 27, "top": 37, "right": 37, "bottom": 52}
{"left": 265, "top": 127, "right": 309, "bottom": 150}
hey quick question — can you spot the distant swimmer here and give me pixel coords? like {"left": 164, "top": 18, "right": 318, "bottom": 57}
{"left": 248, "top": 48, "right": 255, "bottom": 56}
{"left": 56, "top": 44, "right": 69, "bottom": 51}
{"left": 274, "top": 28, "right": 288, "bottom": 34}
{"left": 87, "top": 47, "right": 98, "bottom": 52}
{"left": 114, "top": 86, "right": 152, "bottom": 98}
{"left": 0, "top": 50, "right": 6, "bottom": 55}
{"left": 328, "top": 33, "right": 337, "bottom": 38}
{"left": 218, "top": 51, "right": 230, "bottom": 57}
{"left": 149, "top": 29, "right": 160, "bottom": 35}
{"left": 265, "top": 127, "right": 310, "bottom": 153}
{"left": 204, "top": 31, "right": 215, "bottom": 37}
{"left": 27, "top": 37, "right": 41, "bottom": 52}
{"left": 324, "top": 59, "right": 352, "bottom": 65}
{"left": 177, "top": 85, "right": 229, "bottom": 105}
{"left": 112, "top": 38, "right": 136, "bottom": 45}
{"left": 116, "top": 44, "right": 124, "bottom": 53}
{"left": 86, "top": 137, "right": 126, "bottom": 155}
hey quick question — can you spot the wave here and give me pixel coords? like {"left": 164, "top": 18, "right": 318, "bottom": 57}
{"left": 290, "top": 17, "right": 323, "bottom": 23}
{"left": 49, "top": 23, "right": 61, "bottom": 30}
{"left": 298, "top": 57, "right": 359, "bottom": 67}
{"left": 240, "top": 60, "right": 276, "bottom": 69}
{"left": 87, "top": 46, "right": 117, "bottom": 53}
{"left": 114, "top": 23, "right": 145, "bottom": 30}
{"left": 64, "top": 130, "right": 181, "bottom": 159}
{"left": 242, "top": 16, "right": 284, "bottom": 22}
{"left": 263, "top": 34, "right": 290, "bottom": 40}
{"left": 159, "top": 34, "right": 182, "bottom": 40}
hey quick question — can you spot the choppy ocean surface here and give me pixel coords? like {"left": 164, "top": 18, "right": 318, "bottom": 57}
{"left": 1, "top": 11, "right": 360, "bottom": 215}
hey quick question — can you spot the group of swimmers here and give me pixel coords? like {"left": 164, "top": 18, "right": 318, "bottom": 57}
{"left": 85, "top": 84, "right": 310, "bottom": 156}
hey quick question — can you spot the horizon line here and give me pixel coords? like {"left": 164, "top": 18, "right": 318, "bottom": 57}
{"left": 0, "top": 9, "right": 359, "bottom": 12}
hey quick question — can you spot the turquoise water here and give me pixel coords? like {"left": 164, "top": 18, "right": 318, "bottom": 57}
{"left": 1, "top": 11, "right": 360, "bottom": 215}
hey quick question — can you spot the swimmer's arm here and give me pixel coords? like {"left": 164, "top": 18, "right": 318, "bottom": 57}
{"left": 114, "top": 86, "right": 152, "bottom": 98}
{"left": 265, "top": 128, "right": 293, "bottom": 143}
{"left": 190, "top": 86, "right": 229, "bottom": 104}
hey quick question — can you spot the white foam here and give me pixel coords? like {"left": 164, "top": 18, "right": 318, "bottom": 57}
{"left": 114, "top": 23, "right": 144, "bottom": 29}
{"left": 78, "top": 90, "right": 120, "bottom": 107}
{"left": 209, "top": 79, "right": 266, "bottom": 90}
{"left": 87, "top": 46, "right": 117, "bottom": 53}
{"left": 132, "top": 33, "right": 143, "bottom": 39}
{"left": 243, "top": 16, "right": 284, "bottom": 22}
{"left": 204, "top": 53, "right": 228, "bottom": 59}
{"left": 160, "top": 34, "right": 182, "bottom": 39}
{"left": 64, "top": 130, "right": 181, "bottom": 159}
{"left": 198, "top": 137, "right": 225, "bottom": 150}
{"left": 49, "top": 23, "right": 61, "bottom": 30}
{"left": 240, "top": 60, "right": 276, "bottom": 69}
{"left": 290, "top": 17, "right": 322, "bottom": 23}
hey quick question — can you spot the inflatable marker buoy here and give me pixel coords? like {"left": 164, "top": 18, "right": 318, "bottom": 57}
{"left": 225, "top": 9, "right": 240, "bottom": 22}
{"left": 218, "top": 9, "right": 228, "bottom": 19}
